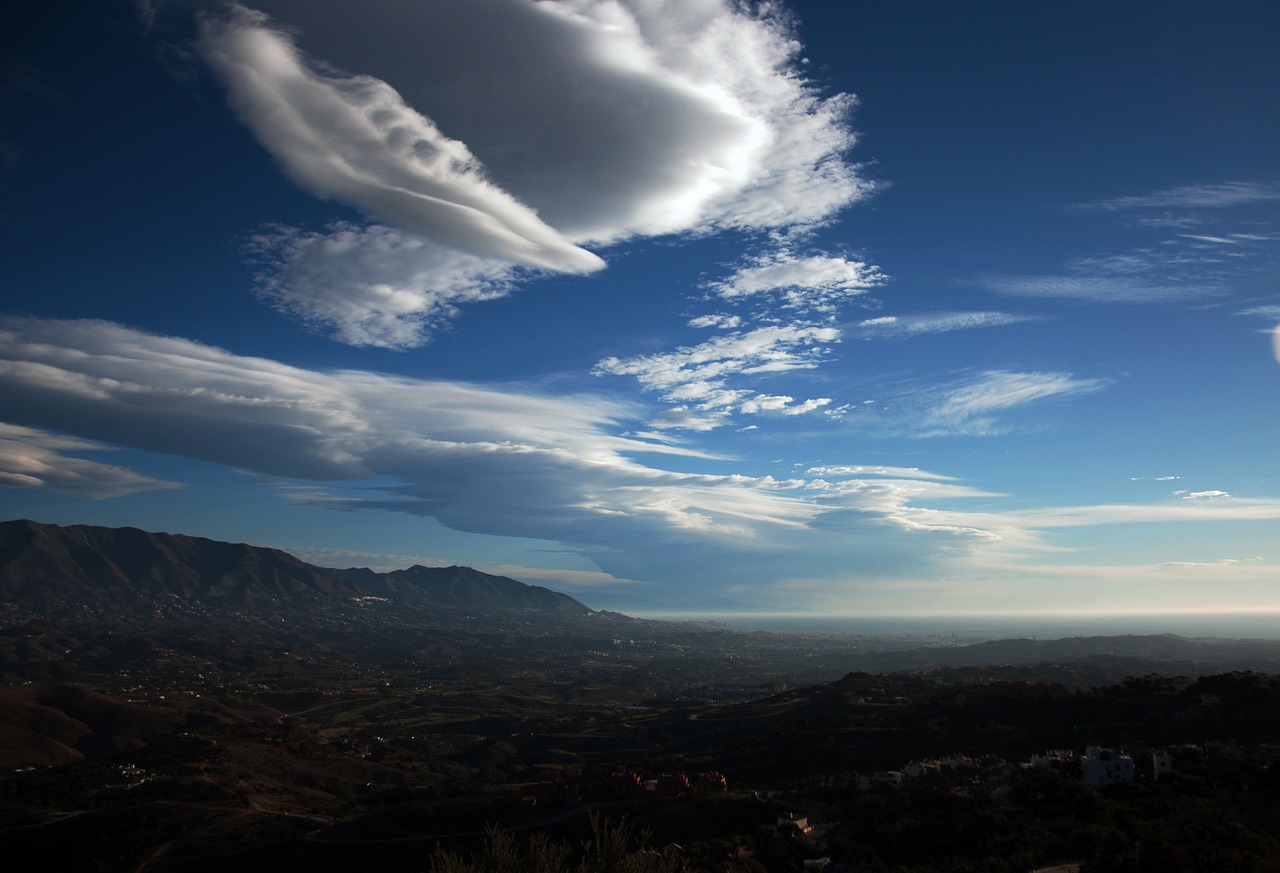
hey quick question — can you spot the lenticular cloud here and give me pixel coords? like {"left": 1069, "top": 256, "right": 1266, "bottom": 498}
{"left": 195, "top": 0, "right": 871, "bottom": 347}
{"left": 199, "top": 6, "right": 604, "bottom": 274}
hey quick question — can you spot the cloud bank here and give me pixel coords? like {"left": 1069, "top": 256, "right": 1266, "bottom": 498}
{"left": 4, "top": 317, "right": 1279, "bottom": 607}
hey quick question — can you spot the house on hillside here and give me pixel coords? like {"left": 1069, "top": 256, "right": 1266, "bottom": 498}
{"left": 1081, "top": 746, "right": 1134, "bottom": 786}
{"left": 1029, "top": 749, "right": 1076, "bottom": 772}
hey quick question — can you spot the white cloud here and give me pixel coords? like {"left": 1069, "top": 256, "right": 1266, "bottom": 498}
{"left": 195, "top": 1, "right": 872, "bottom": 346}
{"left": 783, "top": 397, "right": 831, "bottom": 415}
{"left": 1160, "top": 558, "right": 1257, "bottom": 568}
{"left": 1238, "top": 304, "right": 1280, "bottom": 319}
{"left": 594, "top": 324, "right": 841, "bottom": 428}
{"left": 249, "top": 223, "right": 522, "bottom": 348}
{"left": 1176, "top": 489, "right": 1231, "bottom": 499}
{"left": 0, "top": 422, "right": 183, "bottom": 499}
{"left": 807, "top": 465, "right": 958, "bottom": 481}
{"left": 688, "top": 313, "right": 741, "bottom": 329}
{"left": 851, "top": 311, "right": 1032, "bottom": 338}
{"left": 1016, "top": 497, "right": 1280, "bottom": 527}
{"left": 646, "top": 406, "right": 730, "bottom": 432}
{"left": 199, "top": 6, "right": 604, "bottom": 274}
{"left": 708, "top": 252, "right": 884, "bottom": 313}
{"left": 1181, "top": 234, "right": 1243, "bottom": 245}
{"left": 739, "top": 394, "right": 793, "bottom": 414}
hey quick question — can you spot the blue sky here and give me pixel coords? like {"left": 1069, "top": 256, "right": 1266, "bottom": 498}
{"left": 2, "top": 0, "right": 1279, "bottom": 617}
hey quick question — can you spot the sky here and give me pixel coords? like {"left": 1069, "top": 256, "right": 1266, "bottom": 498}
{"left": 1, "top": 0, "right": 1279, "bottom": 619}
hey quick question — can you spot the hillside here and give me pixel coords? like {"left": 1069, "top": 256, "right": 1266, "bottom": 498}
{"left": 329, "top": 564, "right": 588, "bottom": 615}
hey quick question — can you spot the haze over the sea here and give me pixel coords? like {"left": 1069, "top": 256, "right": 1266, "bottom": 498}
{"left": 641, "top": 612, "right": 1280, "bottom": 640}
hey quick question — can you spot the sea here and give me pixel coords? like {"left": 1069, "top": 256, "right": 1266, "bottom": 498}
{"left": 632, "top": 611, "right": 1280, "bottom": 640}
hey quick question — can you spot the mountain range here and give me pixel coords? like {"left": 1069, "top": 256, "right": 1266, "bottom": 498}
{"left": 0, "top": 519, "right": 590, "bottom": 624}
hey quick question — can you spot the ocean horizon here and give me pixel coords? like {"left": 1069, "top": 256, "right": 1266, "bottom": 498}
{"left": 626, "top": 611, "right": 1280, "bottom": 640}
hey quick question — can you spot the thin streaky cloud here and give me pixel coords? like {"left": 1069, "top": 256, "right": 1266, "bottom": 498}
{"left": 846, "top": 370, "right": 1109, "bottom": 438}
{"left": 1238, "top": 304, "right": 1280, "bottom": 319}
{"left": 1181, "top": 234, "right": 1243, "bottom": 245}
{"left": 1078, "top": 181, "right": 1280, "bottom": 212}
{"left": 851, "top": 311, "right": 1033, "bottom": 338}
{"left": 807, "top": 465, "right": 958, "bottom": 482}
{"left": 1015, "top": 496, "right": 1280, "bottom": 527}
{"left": 982, "top": 275, "right": 1223, "bottom": 304}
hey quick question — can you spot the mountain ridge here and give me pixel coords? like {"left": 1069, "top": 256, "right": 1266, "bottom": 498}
{"left": 0, "top": 519, "right": 591, "bottom": 623}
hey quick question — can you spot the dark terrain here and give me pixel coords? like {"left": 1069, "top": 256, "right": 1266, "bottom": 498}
{"left": 3, "top": 519, "right": 1280, "bottom": 872}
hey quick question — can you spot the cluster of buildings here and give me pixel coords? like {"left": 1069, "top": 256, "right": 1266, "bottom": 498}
{"left": 876, "top": 744, "right": 1179, "bottom": 792}
{"left": 1030, "top": 746, "right": 1175, "bottom": 786}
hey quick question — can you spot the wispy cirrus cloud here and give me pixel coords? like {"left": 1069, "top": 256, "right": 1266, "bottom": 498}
{"left": 1077, "top": 181, "right": 1280, "bottom": 212}
{"left": 983, "top": 180, "right": 1280, "bottom": 306}
{"left": 982, "top": 275, "right": 1225, "bottom": 304}
{"left": 807, "top": 465, "right": 958, "bottom": 481}
{"left": 842, "top": 370, "right": 1110, "bottom": 438}
{"left": 850, "top": 311, "right": 1033, "bottom": 338}
{"left": 1237, "top": 304, "right": 1280, "bottom": 320}
{"left": 1014, "top": 496, "right": 1280, "bottom": 527}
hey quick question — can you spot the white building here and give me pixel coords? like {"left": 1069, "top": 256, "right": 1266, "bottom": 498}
{"left": 1081, "top": 746, "right": 1134, "bottom": 786}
